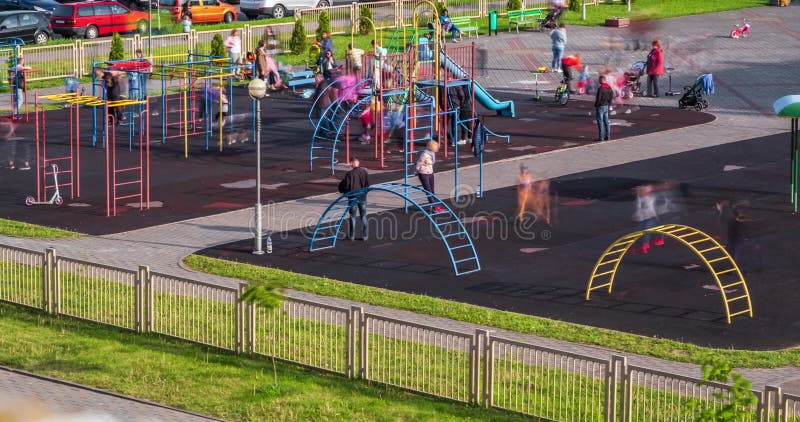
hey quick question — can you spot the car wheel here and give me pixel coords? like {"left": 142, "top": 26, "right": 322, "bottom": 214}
{"left": 244, "top": 12, "right": 258, "bottom": 19}
{"left": 137, "top": 20, "right": 148, "bottom": 33}
{"left": 316, "top": 0, "right": 329, "bottom": 6}
{"left": 223, "top": 12, "right": 234, "bottom": 23}
{"left": 34, "top": 31, "right": 49, "bottom": 44}
{"left": 271, "top": 4, "right": 286, "bottom": 19}
{"left": 85, "top": 25, "right": 98, "bottom": 39}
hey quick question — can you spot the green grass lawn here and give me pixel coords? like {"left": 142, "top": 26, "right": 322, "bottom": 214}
{"left": 0, "top": 302, "right": 530, "bottom": 421}
{"left": 561, "top": 0, "right": 769, "bottom": 27}
{"left": 184, "top": 255, "right": 800, "bottom": 369}
{"left": 0, "top": 218, "right": 81, "bottom": 239}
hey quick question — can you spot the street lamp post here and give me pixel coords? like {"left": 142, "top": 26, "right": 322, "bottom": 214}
{"left": 248, "top": 78, "right": 267, "bottom": 254}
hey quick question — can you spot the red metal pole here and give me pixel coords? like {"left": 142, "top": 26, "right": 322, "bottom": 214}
{"left": 76, "top": 94, "right": 81, "bottom": 198}
{"left": 346, "top": 121, "right": 350, "bottom": 164}
{"left": 106, "top": 107, "right": 111, "bottom": 217}
{"left": 443, "top": 43, "right": 448, "bottom": 159}
{"left": 34, "top": 92, "right": 40, "bottom": 202}
{"left": 146, "top": 100, "right": 150, "bottom": 209}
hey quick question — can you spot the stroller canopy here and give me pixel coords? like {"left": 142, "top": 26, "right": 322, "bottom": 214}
{"left": 774, "top": 95, "right": 800, "bottom": 118}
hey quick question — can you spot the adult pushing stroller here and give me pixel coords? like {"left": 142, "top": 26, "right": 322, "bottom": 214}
{"left": 678, "top": 73, "right": 714, "bottom": 111}
{"left": 620, "top": 61, "right": 645, "bottom": 99}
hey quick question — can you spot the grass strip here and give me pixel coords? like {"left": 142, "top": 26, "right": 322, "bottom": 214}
{"left": 184, "top": 255, "right": 800, "bottom": 369}
{"left": 0, "top": 302, "right": 530, "bottom": 422}
{"left": 0, "top": 218, "right": 81, "bottom": 239}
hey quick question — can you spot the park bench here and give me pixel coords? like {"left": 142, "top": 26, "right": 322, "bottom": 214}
{"left": 450, "top": 16, "right": 479, "bottom": 38}
{"left": 507, "top": 8, "right": 544, "bottom": 33}
{"left": 286, "top": 70, "right": 316, "bottom": 92}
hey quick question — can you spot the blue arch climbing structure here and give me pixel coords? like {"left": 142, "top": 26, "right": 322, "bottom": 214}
{"left": 309, "top": 182, "right": 481, "bottom": 276}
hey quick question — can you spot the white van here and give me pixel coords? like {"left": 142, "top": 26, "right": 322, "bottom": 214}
{"left": 240, "top": 0, "right": 329, "bottom": 19}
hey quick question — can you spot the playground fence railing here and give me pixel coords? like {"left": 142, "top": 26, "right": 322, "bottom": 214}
{"left": 296, "top": 4, "right": 354, "bottom": 37}
{"left": 0, "top": 242, "right": 781, "bottom": 421}
{"left": 18, "top": 0, "right": 605, "bottom": 83}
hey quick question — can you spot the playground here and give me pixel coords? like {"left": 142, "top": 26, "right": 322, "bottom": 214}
{"left": 198, "top": 132, "right": 800, "bottom": 350}
{"left": 0, "top": 85, "right": 711, "bottom": 234}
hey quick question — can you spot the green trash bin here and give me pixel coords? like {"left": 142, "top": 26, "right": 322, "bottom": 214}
{"left": 488, "top": 10, "right": 497, "bottom": 36}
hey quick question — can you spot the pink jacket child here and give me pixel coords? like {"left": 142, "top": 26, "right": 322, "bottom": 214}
{"left": 336, "top": 73, "right": 358, "bottom": 103}
{"left": 646, "top": 41, "right": 665, "bottom": 76}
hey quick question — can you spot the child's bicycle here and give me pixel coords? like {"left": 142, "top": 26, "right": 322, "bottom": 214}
{"left": 554, "top": 76, "right": 570, "bottom": 106}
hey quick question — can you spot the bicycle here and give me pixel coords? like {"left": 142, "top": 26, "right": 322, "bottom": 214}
{"left": 554, "top": 76, "right": 570, "bottom": 106}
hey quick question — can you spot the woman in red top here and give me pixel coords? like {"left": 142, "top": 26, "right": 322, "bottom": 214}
{"left": 646, "top": 40, "right": 665, "bottom": 97}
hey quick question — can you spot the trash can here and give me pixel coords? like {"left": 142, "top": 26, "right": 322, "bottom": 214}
{"left": 488, "top": 10, "right": 497, "bottom": 36}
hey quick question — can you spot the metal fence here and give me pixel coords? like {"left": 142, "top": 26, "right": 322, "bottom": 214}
{"left": 0, "top": 242, "right": 781, "bottom": 421}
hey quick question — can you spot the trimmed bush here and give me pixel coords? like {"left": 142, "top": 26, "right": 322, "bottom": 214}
{"left": 569, "top": 0, "right": 581, "bottom": 13}
{"left": 211, "top": 33, "right": 225, "bottom": 57}
{"left": 316, "top": 10, "right": 331, "bottom": 40}
{"left": 507, "top": 0, "right": 522, "bottom": 11}
{"left": 109, "top": 33, "right": 125, "bottom": 61}
{"left": 358, "top": 6, "right": 372, "bottom": 36}
{"left": 290, "top": 19, "right": 308, "bottom": 56}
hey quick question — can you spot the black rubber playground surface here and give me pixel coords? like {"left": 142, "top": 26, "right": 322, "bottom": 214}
{"left": 200, "top": 132, "right": 800, "bottom": 350}
{"left": 0, "top": 88, "right": 712, "bottom": 234}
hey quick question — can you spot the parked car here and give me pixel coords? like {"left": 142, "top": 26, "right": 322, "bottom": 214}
{"left": 0, "top": 0, "right": 61, "bottom": 15}
{"left": 0, "top": 10, "right": 51, "bottom": 43}
{"left": 50, "top": 1, "right": 149, "bottom": 39}
{"left": 239, "top": 0, "right": 328, "bottom": 20}
{"left": 161, "top": 0, "right": 236, "bottom": 24}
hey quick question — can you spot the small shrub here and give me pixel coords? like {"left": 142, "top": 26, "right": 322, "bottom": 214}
{"left": 290, "top": 19, "right": 308, "bottom": 56}
{"left": 434, "top": 2, "right": 445, "bottom": 16}
{"left": 507, "top": 0, "right": 522, "bottom": 11}
{"left": 569, "top": 0, "right": 581, "bottom": 13}
{"left": 109, "top": 33, "right": 125, "bottom": 61}
{"left": 358, "top": 6, "right": 372, "bottom": 35}
{"left": 210, "top": 33, "right": 225, "bottom": 57}
{"left": 315, "top": 10, "right": 331, "bottom": 40}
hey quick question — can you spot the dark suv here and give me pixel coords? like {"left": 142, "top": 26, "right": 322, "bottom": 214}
{"left": 0, "top": 10, "right": 51, "bottom": 44}
{"left": 0, "top": 0, "right": 60, "bottom": 16}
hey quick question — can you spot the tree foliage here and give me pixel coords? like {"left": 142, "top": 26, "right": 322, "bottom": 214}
{"left": 210, "top": 33, "right": 226, "bottom": 57}
{"left": 290, "top": 19, "right": 308, "bottom": 56}
{"left": 109, "top": 33, "right": 125, "bottom": 61}
{"left": 687, "top": 357, "right": 758, "bottom": 422}
{"left": 569, "top": 0, "right": 581, "bottom": 13}
{"left": 358, "top": 6, "right": 372, "bottom": 36}
{"left": 315, "top": 10, "right": 331, "bottom": 41}
{"left": 507, "top": 0, "right": 522, "bottom": 11}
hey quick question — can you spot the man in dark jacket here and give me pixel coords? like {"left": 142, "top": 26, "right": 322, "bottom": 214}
{"left": 594, "top": 75, "right": 613, "bottom": 141}
{"left": 338, "top": 157, "right": 370, "bottom": 240}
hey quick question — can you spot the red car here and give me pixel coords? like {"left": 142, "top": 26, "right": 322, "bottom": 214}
{"left": 50, "top": 1, "right": 150, "bottom": 39}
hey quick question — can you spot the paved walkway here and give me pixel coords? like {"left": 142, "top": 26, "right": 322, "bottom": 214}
{"left": 2, "top": 5, "right": 799, "bottom": 405}
{"left": 0, "top": 367, "right": 219, "bottom": 421}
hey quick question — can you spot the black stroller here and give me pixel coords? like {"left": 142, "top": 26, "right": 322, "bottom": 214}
{"left": 678, "top": 74, "right": 713, "bottom": 111}
{"left": 538, "top": 8, "right": 563, "bottom": 32}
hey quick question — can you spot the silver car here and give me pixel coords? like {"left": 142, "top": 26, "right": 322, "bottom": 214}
{"left": 239, "top": 0, "right": 329, "bottom": 19}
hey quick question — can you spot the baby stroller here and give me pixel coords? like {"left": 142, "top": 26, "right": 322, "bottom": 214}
{"left": 678, "top": 73, "right": 714, "bottom": 111}
{"left": 538, "top": 8, "right": 562, "bottom": 32}
{"left": 621, "top": 61, "right": 645, "bottom": 99}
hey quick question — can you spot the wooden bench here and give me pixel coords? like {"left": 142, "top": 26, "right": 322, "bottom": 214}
{"left": 286, "top": 70, "right": 315, "bottom": 92}
{"left": 507, "top": 8, "right": 544, "bottom": 33}
{"left": 450, "top": 16, "right": 479, "bottom": 39}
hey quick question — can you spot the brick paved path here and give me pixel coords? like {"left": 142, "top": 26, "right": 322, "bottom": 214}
{"left": 0, "top": 367, "right": 219, "bottom": 421}
{"left": 3, "top": 5, "right": 799, "bottom": 403}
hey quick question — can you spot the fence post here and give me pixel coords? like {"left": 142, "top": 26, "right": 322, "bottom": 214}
{"left": 43, "top": 248, "right": 55, "bottom": 314}
{"left": 764, "top": 385, "right": 782, "bottom": 422}
{"left": 45, "top": 248, "right": 59, "bottom": 315}
{"left": 235, "top": 283, "right": 245, "bottom": 353}
{"left": 135, "top": 265, "right": 149, "bottom": 333}
{"left": 346, "top": 306, "right": 360, "bottom": 378}
{"left": 471, "top": 329, "right": 486, "bottom": 404}
{"left": 358, "top": 306, "right": 367, "bottom": 379}
{"left": 395, "top": 0, "right": 403, "bottom": 30}
{"left": 608, "top": 355, "right": 626, "bottom": 422}
{"left": 246, "top": 302, "right": 255, "bottom": 354}
{"left": 481, "top": 330, "right": 493, "bottom": 407}
{"left": 76, "top": 39, "right": 84, "bottom": 76}
{"left": 350, "top": 2, "right": 358, "bottom": 36}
